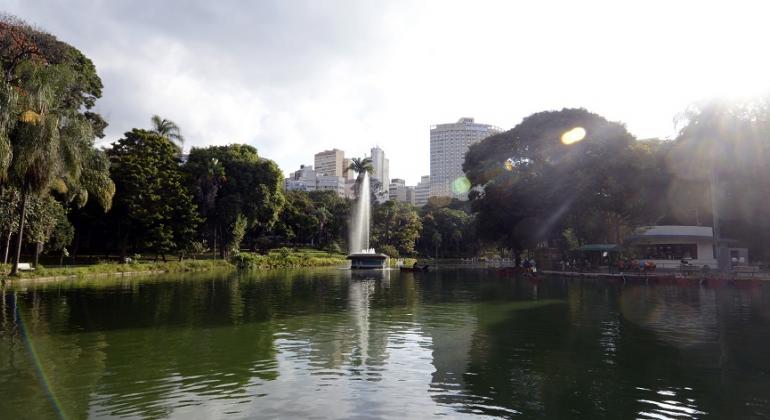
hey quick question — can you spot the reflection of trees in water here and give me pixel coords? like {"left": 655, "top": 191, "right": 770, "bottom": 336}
{"left": 4, "top": 272, "right": 770, "bottom": 418}
{"left": 0, "top": 269, "right": 427, "bottom": 418}
{"left": 0, "top": 289, "right": 108, "bottom": 420}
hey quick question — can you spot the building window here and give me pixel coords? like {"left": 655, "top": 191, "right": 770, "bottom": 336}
{"left": 637, "top": 244, "right": 698, "bottom": 260}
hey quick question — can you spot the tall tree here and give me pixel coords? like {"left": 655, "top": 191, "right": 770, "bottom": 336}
{"left": 184, "top": 144, "right": 284, "bottom": 258}
{"left": 371, "top": 201, "right": 422, "bottom": 257}
{"left": 108, "top": 129, "right": 199, "bottom": 259}
{"left": 347, "top": 157, "right": 374, "bottom": 198}
{"left": 0, "top": 15, "right": 113, "bottom": 275}
{"left": 464, "top": 108, "right": 644, "bottom": 260}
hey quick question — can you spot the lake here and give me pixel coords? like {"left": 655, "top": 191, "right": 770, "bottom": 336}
{"left": 1, "top": 268, "right": 769, "bottom": 419}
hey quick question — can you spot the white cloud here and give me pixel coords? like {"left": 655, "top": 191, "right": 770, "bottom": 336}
{"left": 7, "top": 0, "right": 770, "bottom": 184}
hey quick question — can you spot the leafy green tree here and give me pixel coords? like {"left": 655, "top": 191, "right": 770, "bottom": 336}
{"left": 0, "top": 187, "right": 20, "bottom": 263}
{"left": 371, "top": 201, "right": 422, "bottom": 256}
{"left": 273, "top": 190, "right": 350, "bottom": 248}
{"left": 464, "top": 108, "right": 645, "bottom": 261}
{"left": 184, "top": 144, "right": 284, "bottom": 258}
{"left": 418, "top": 207, "right": 477, "bottom": 258}
{"left": 0, "top": 16, "right": 113, "bottom": 275}
{"left": 25, "top": 195, "right": 68, "bottom": 266}
{"left": 108, "top": 129, "right": 199, "bottom": 259}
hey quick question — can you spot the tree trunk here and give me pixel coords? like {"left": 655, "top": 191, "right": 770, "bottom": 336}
{"left": 33, "top": 242, "right": 41, "bottom": 268}
{"left": 3, "top": 230, "right": 11, "bottom": 264}
{"left": 10, "top": 192, "right": 28, "bottom": 276}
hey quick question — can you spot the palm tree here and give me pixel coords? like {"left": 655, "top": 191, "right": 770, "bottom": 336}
{"left": 150, "top": 115, "right": 184, "bottom": 150}
{"left": 347, "top": 157, "right": 374, "bottom": 178}
{"left": 347, "top": 157, "right": 374, "bottom": 198}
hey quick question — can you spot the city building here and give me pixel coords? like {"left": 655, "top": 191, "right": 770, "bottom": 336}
{"left": 285, "top": 165, "right": 317, "bottom": 192}
{"left": 370, "top": 146, "right": 390, "bottom": 203}
{"left": 414, "top": 175, "right": 431, "bottom": 207}
{"left": 430, "top": 117, "right": 501, "bottom": 199}
{"left": 370, "top": 146, "right": 390, "bottom": 187}
{"left": 626, "top": 225, "right": 718, "bottom": 269}
{"left": 405, "top": 186, "right": 416, "bottom": 205}
{"left": 316, "top": 175, "right": 347, "bottom": 196}
{"left": 314, "top": 149, "right": 345, "bottom": 177}
{"left": 284, "top": 164, "right": 346, "bottom": 197}
{"left": 389, "top": 178, "right": 407, "bottom": 202}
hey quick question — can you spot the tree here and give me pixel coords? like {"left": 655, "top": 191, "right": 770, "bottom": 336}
{"left": 150, "top": 114, "right": 184, "bottom": 151}
{"left": 0, "top": 16, "right": 113, "bottom": 275}
{"left": 25, "top": 195, "right": 68, "bottom": 267}
{"left": 347, "top": 157, "right": 374, "bottom": 198}
{"left": 371, "top": 201, "right": 422, "bottom": 256}
{"left": 418, "top": 207, "right": 477, "bottom": 258}
{"left": 0, "top": 187, "right": 20, "bottom": 263}
{"left": 347, "top": 157, "right": 374, "bottom": 179}
{"left": 672, "top": 97, "right": 770, "bottom": 261}
{"left": 464, "top": 108, "right": 644, "bottom": 261}
{"left": 108, "top": 129, "right": 199, "bottom": 259}
{"left": 183, "top": 144, "right": 284, "bottom": 258}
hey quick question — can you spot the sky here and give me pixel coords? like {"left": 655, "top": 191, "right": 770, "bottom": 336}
{"left": 6, "top": 0, "right": 770, "bottom": 185}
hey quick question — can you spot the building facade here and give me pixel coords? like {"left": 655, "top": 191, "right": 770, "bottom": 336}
{"left": 405, "top": 186, "right": 416, "bottom": 205}
{"left": 316, "top": 175, "right": 347, "bottom": 196}
{"left": 370, "top": 146, "right": 390, "bottom": 203}
{"left": 284, "top": 164, "right": 346, "bottom": 197}
{"left": 414, "top": 175, "right": 431, "bottom": 207}
{"left": 314, "top": 149, "right": 345, "bottom": 177}
{"left": 370, "top": 146, "right": 390, "bottom": 187}
{"left": 627, "top": 225, "right": 718, "bottom": 269}
{"left": 430, "top": 117, "right": 501, "bottom": 199}
{"left": 389, "top": 178, "right": 407, "bottom": 202}
{"left": 285, "top": 165, "right": 317, "bottom": 192}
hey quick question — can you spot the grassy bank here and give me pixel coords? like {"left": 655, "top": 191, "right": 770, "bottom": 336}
{"left": 0, "top": 259, "right": 233, "bottom": 280}
{"left": 232, "top": 248, "right": 347, "bottom": 270}
{"left": 1, "top": 248, "right": 351, "bottom": 280}
{"left": 389, "top": 258, "right": 417, "bottom": 268}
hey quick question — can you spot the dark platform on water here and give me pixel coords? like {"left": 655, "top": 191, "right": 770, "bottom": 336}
{"left": 347, "top": 253, "right": 389, "bottom": 269}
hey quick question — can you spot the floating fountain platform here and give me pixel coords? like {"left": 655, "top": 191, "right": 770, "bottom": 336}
{"left": 347, "top": 252, "right": 389, "bottom": 269}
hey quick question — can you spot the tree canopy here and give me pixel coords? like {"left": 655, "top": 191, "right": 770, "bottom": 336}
{"left": 108, "top": 129, "right": 199, "bottom": 258}
{"left": 184, "top": 144, "right": 285, "bottom": 257}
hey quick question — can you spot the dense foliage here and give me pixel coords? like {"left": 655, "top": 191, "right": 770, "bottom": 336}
{"left": 107, "top": 129, "right": 200, "bottom": 259}
{"left": 0, "top": 15, "right": 113, "bottom": 274}
{"left": 184, "top": 144, "right": 284, "bottom": 258}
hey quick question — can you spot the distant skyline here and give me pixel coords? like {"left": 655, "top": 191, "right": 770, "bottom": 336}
{"left": 7, "top": 0, "right": 770, "bottom": 184}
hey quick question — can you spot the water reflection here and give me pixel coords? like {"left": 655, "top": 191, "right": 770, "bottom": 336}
{"left": 0, "top": 270, "right": 769, "bottom": 418}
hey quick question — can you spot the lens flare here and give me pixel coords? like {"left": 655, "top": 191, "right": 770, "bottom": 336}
{"left": 451, "top": 176, "right": 471, "bottom": 194}
{"left": 561, "top": 127, "right": 586, "bottom": 145}
{"left": 504, "top": 158, "right": 514, "bottom": 171}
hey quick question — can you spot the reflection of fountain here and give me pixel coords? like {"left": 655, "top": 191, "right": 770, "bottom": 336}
{"left": 349, "top": 279, "right": 375, "bottom": 366}
{"left": 348, "top": 172, "right": 388, "bottom": 269}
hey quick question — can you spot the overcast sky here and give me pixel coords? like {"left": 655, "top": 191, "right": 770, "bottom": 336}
{"left": 7, "top": 0, "right": 770, "bottom": 184}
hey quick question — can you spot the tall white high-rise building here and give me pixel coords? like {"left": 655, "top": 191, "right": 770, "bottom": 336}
{"left": 370, "top": 146, "right": 389, "bottom": 187}
{"left": 370, "top": 146, "right": 389, "bottom": 203}
{"left": 415, "top": 175, "right": 431, "bottom": 207}
{"left": 430, "top": 117, "right": 501, "bottom": 199}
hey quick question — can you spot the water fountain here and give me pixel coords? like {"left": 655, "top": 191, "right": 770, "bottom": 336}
{"left": 347, "top": 172, "right": 388, "bottom": 269}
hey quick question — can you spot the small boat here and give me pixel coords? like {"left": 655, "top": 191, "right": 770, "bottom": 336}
{"left": 400, "top": 264, "right": 429, "bottom": 272}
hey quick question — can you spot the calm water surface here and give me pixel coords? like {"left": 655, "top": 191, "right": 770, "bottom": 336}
{"left": 1, "top": 268, "right": 769, "bottom": 419}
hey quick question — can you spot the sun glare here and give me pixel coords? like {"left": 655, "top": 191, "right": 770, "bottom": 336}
{"left": 561, "top": 127, "right": 586, "bottom": 145}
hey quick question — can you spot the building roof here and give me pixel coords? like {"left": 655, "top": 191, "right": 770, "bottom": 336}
{"left": 627, "top": 225, "right": 714, "bottom": 243}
